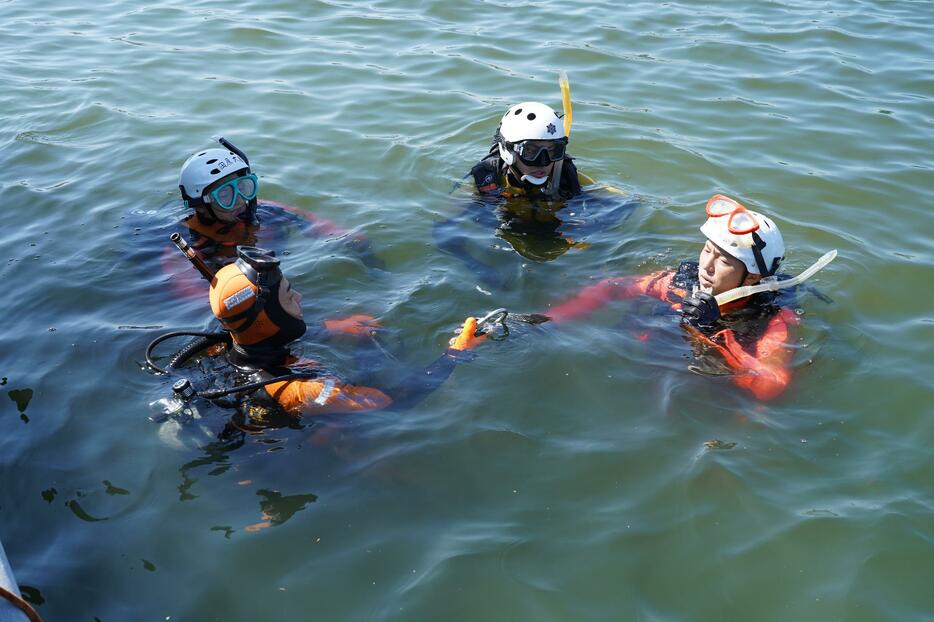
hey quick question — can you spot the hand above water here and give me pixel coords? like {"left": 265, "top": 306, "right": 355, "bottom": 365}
{"left": 448, "top": 317, "right": 489, "bottom": 351}
{"left": 681, "top": 291, "right": 721, "bottom": 326}
{"left": 324, "top": 314, "right": 382, "bottom": 337}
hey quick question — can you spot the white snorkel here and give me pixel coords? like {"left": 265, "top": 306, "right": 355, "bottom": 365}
{"left": 715, "top": 249, "right": 837, "bottom": 306}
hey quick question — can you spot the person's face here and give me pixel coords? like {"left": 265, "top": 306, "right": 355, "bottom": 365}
{"left": 513, "top": 156, "right": 554, "bottom": 180}
{"left": 697, "top": 240, "right": 759, "bottom": 295}
{"left": 200, "top": 172, "right": 248, "bottom": 223}
{"left": 277, "top": 277, "right": 303, "bottom": 320}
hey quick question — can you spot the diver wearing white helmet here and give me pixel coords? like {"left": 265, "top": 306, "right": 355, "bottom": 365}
{"left": 686, "top": 194, "right": 785, "bottom": 327}
{"left": 530, "top": 195, "right": 810, "bottom": 401}
{"left": 434, "top": 99, "right": 638, "bottom": 284}
{"left": 178, "top": 139, "right": 258, "bottom": 225}
{"left": 167, "top": 138, "right": 384, "bottom": 292}
{"left": 471, "top": 101, "right": 582, "bottom": 200}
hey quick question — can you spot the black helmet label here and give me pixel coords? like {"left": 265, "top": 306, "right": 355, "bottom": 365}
{"left": 217, "top": 155, "right": 243, "bottom": 171}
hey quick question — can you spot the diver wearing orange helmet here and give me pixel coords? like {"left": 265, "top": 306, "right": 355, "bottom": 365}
{"left": 531, "top": 195, "right": 824, "bottom": 401}
{"left": 163, "top": 137, "right": 382, "bottom": 299}
{"left": 149, "top": 245, "right": 486, "bottom": 418}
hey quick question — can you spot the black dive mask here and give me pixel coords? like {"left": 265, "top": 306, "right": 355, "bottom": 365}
{"left": 235, "top": 246, "right": 281, "bottom": 287}
{"left": 511, "top": 138, "right": 567, "bottom": 167}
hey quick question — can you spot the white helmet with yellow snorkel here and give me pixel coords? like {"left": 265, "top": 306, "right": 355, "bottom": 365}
{"left": 495, "top": 102, "right": 568, "bottom": 187}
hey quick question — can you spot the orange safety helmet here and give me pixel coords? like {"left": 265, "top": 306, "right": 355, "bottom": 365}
{"left": 209, "top": 247, "right": 306, "bottom": 349}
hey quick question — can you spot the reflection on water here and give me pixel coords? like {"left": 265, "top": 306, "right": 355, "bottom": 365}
{"left": 244, "top": 489, "right": 319, "bottom": 533}
{"left": 6, "top": 387, "right": 33, "bottom": 424}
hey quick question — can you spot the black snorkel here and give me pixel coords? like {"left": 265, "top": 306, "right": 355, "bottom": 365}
{"left": 217, "top": 136, "right": 257, "bottom": 221}
{"left": 218, "top": 136, "right": 250, "bottom": 166}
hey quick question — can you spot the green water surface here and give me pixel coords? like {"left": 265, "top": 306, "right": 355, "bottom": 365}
{"left": 1, "top": 0, "right": 932, "bottom": 620}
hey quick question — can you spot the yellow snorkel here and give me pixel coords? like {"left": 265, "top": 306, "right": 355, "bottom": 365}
{"left": 556, "top": 72, "right": 626, "bottom": 196}
{"left": 566, "top": 73, "right": 630, "bottom": 197}
{"left": 545, "top": 71, "right": 573, "bottom": 199}
{"left": 559, "top": 71, "right": 573, "bottom": 137}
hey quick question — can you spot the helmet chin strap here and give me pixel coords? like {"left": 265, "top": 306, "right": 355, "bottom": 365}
{"left": 546, "top": 158, "right": 563, "bottom": 199}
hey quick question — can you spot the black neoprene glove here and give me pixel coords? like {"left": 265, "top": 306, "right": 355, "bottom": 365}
{"left": 681, "top": 291, "right": 721, "bottom": 326}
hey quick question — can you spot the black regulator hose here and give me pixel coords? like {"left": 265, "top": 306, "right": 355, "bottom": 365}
{"left": 168, "top": 334, "right": 232, "bottom": 369}
{"left": 146, "top": 330, "right": 322, "bottom": 401}
{"left": 145, "top": 331, "right": 231, "bottom": 374}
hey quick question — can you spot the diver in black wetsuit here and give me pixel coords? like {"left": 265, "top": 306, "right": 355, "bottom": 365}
{"left": 434, "top": 101, "right": 636, "bottom": 284}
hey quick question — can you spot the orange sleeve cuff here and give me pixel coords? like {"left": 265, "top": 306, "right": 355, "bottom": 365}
{"left": 265, "top": 377, "right": 393, "bottom": 415}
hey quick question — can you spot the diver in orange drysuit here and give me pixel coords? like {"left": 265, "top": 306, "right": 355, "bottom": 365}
{"left": 540, "top": 195, "right": 801, "bottom": 401}
{"left": 173, "top": 246, "right": 486, "bottom": 417}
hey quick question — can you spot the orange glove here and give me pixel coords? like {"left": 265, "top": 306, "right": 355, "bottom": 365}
{"left": 448, "top": 317, "right": 488, "bottom": 351}
{"left": 323, "top": 314, "right": 382, "bottom": 336}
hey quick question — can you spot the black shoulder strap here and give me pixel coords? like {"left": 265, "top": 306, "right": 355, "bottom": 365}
{"left": 559, "top": 157, "right": 582, "bottom": 198}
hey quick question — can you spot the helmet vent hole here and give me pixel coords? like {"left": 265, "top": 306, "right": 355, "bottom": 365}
{"left": 197, "top": 151, "right": 206, "bottom": 156}
{"left": 206, "top": 158, "right": 218, "bottom": 164}
{"left": 210, "top": 168, "right": 221, "bottom": 175}
{"left": 514, "top": 108, "right": 522, "bottom": 115}
{"left": 527, "top": 113, "right": 536, "bottom": 121}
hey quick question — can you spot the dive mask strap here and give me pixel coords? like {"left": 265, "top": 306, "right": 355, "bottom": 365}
{"left": 224, "top": 246, "right": 281, "bottom": 334}
{"left": 222, "top": 285, "right": 271, "bottom": 335}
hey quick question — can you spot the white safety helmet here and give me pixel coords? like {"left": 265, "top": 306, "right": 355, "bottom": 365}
{"left": 700, "top": 196, "right": 785, "bottom": 277}
{"left": 496, "top": 101, "right": 566, "bottom": 167}
{"left": 178, "top": 148, "right": 250, "bottom": 205}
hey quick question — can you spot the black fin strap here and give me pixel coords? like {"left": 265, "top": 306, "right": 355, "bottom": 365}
{"left": 223, "top": 289, "right": 268, "bottom": 334}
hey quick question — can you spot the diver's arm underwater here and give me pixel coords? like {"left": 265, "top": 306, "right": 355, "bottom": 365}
{"left": 261, "top": 200, "right": 385, "bottom": 270}
{"left": 534, "top": 265, "right": 799, "bottom": 401}
{"left": 546, "top": 272, "right": 674, "bottom": 323}
{"left": 686, "top": 308, "right": 799, "bottom": 401}
{"left": 263, "top": 317, "right": 487, "bottom": 415}
{"left": 433, "top": 197, "right": 506, "bottom": 288}
{"left": 150, "top": 242, "right": 489, "bottom": 420}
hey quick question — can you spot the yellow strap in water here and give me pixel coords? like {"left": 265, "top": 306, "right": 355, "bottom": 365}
{"left": 559, "top": 71, "right": 572, "bottom": 137}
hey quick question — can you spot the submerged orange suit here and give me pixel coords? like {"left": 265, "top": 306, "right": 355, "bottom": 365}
{"left": 546, "top": 264, "right": 798, "bottom": 401}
